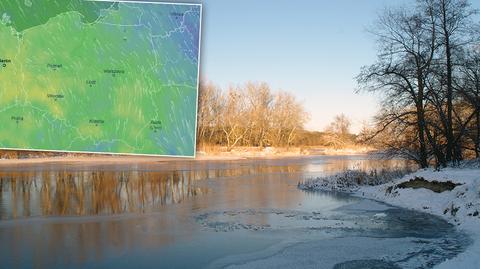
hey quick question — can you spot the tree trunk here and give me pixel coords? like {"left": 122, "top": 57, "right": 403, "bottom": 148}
{"left": 416, "top": 71, "right": 429, "bottom": 168}
{"left": 441, "top": 0, "right": 455, "bottom": 163}
{"left": 476, "top": 109, "right": 480, "bottom": 158}
{"left": 425, "top": 124, "right": 447, "bottom": 167}
{"left": 416, "top": 104, "right": 429, "bottom": 168}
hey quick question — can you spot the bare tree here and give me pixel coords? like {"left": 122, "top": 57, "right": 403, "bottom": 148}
{"left": 419, "top": 0, "right": 478, "bottom": 162}
{"left": 458, "top": 49, "right": 480, "bottom": 157}
{"left": 357, "top": 0, "right": 480, "bottom": 167}
{"left": 195, "top": 82, "right": 308, "bottom": 150}
{"left": 323, "top": 114, "right": 353, "bottom": 149}
{"left": 244, "top": 82, "right": 273, "bottom": 147}
{"left": 328, "top": 114, "right": 351, "bottom": 137}
{"left": 218, "top": 86, "right": 249, "bottom": 151}
{"left": 269, "top": 91, "right": 308, "bottom": 147}
{"left": 197, "top": 81, "right": 222, "bottom": 147}
{"left": 357, "top": 6, "right": 438, "bottom": 167}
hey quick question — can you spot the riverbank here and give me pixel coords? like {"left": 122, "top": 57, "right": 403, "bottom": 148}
{"left": 0, "top": 146, "right": 374, "bottom": 166}
{"left": 299, "top": 161, "right": 480, "bottom": 268}
{"left": 197, "top": 146, "right": 373, "bottom": 158}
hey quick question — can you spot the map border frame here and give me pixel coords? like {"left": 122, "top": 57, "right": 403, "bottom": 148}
{"left": 0, "top": 0, "right": 203, "bottom": 158}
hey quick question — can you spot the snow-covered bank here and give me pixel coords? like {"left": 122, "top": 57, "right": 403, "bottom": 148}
{"left": 299, "top": 164, "right": 480, "bottom": 268}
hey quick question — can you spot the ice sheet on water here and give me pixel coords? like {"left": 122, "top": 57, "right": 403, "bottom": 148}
{"left": 194, "top": 206, "right": 460, "bottom": 240}
{"left": 194, "top": 209, "right": 366, "bottom": 234}
{"left": 197, "top": 204, "right": 470, "bottom": 269}
{"left": 335, "top": 199, "right": 393, "bottom": 212}
{"left": 218, "top": 235, "right": 469, "bottom": 269}
{"left": 333, "top": 259, "right": 401, "bottom": 269}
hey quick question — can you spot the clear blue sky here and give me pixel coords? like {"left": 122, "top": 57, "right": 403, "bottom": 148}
{"left": 193, "top": 0, "right": 480, "bottom": 133}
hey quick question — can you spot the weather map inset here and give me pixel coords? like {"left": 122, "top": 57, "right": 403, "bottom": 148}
{"left": 0, "top": 0, "right": 201, "bottom": 157}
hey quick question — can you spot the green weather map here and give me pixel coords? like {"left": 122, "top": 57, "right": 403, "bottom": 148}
{"left": 0, "top": 0, "right": 201, "bottom": 157}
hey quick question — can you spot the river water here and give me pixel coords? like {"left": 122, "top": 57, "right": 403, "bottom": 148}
{"left": 0, "top": 155, "right": 470, "bottom": 268}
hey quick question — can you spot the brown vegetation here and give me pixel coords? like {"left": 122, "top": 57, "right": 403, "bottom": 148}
{"left": 196, "top": 81, "right": 364, "bottom": 153}
{"left": 196, "top": 81, "right": 309, "bottom": 151}
{"left": 395, "top": 176, "right": 461, "bottom": 193}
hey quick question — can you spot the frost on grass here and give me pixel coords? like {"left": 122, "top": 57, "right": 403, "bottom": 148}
{"left": 454, "top": 159, "right": 480, "bottom": 169}
{"left": 298, "top": 169, "right": 412, "bottom": 193}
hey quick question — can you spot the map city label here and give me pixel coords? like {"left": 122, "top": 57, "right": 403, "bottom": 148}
{"left": 47, "top": 93, "right": 64, "bottom": 101}
{"left": 104, "top": 69, "right": 125, "bottom": 77}
{"left": 0, "top": 59, "right": 11, "bottom": 68}
{"left": 86, "top": 80, "right": 97, "bottom": 87}
{"left": 150, "top": 120, "right": 162, "bottom": 133}
{"left": 47, "top": 63, "right": 63, "bottom": 71}
{"left": 11, "top": 116, "right": 24, "bottom": 124}
{"left": 170, "top": 12, "right": 183, "bottom": 19}
{"left": 89, "top": 119, "right": 105, "bottom": 127}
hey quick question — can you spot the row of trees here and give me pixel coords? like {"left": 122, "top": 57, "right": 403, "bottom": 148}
{"left": 358, "top": 0, "right": 480, "bottom": 167}
{"left": 196, "top": 82, "right": 309, "bottom": 151}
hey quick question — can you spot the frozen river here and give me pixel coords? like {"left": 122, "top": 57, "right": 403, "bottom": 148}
{"left": 0, "top": 155, "right": 470, "bottom": 268}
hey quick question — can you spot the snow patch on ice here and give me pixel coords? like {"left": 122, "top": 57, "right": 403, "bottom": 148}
{"left": 373, "top": 213, "right": 387, "bottom": 218}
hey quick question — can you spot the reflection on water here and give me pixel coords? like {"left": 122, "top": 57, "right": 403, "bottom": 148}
{"left": 0, "top": 163, "right": 305, "bottom": 220}
{"left": 0, "top": 170, "right": 209, "bottom": 219}
{"left": 0, "top": 156, "right": 412, "bottom": 220}
{"left": 304, "top": 155, "right": 414, "bottom": 174}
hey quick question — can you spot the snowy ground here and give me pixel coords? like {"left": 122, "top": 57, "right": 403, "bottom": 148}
{"left": 299, "top": 164, "right": 480, "bottom": 268}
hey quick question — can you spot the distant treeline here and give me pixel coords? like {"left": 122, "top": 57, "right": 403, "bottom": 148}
{"left": 357, "top": 0, "right": 480, "bottom": 167}
{"left": 196, "top": 81, "right": 358, "bottom": 151}
{"left": 196, "top": 81, "right": 308, "bottom": 151}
